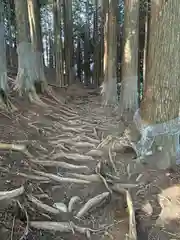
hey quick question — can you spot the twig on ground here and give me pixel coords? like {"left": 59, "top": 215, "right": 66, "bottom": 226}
{"left": 108, "top": 147, "right": 117, "bottom": 173}
{"left": 111, "top": 186, "right": 137, "bottom": 240}
{"left": 10, "top": 216, "right": 15, "bottom": 240}
{"left": 16, "top": 200, "right": 29, "bottom": 240}
{"left": 97, "top": 136, "right": 112, "bottom": 149}
{"left": 0, "top": 186, "right": 24, "bottom": 200}
{"left": 75, "top": 192, "right": 110, "bottom": 218}
{"left": 95, "top": 161, "right": 112, "bottom": 193}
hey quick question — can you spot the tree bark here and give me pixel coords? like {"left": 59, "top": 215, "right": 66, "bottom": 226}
{"left": 63, "top": 0, "right": 73, "bottom": 85}
{"left": 138, "top": 0, "right": 180, "bottom": 169}
{"left": 0, "top": 2, "right": 8, "bottom": 99}
{"left": 53, "top": 0, "right": 65, "bottom": 86}
{"left": 84, "top": 0, "right": 90, "bottom": 86}
{"left": 120, "top": 0, "right": 140, "bottom": 113}
{"left": 102, "top": 0, "right": 118, "bottom": 105}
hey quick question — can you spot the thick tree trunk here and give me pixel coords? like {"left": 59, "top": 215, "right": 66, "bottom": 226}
{"left": 27, "top": 0, "right": 43, "bottom": 53}
{"left": 14, "top": 0, "right": 45, "bottom": 102}
{"left": 27, "top": 0, "right": 46, "bottom": 91}
{"left": 120, "top": 0, "right": 140, "bottom": 113}
{"left": 136, "top": 0, "right": 180, "bottom": 169}
{"left": 101, "top": 0, "right": 118, "bottom": 105}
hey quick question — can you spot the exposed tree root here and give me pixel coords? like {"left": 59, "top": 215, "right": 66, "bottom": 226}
{"left": 0, "top": 143, "right": 26, "bottom": 152}
{"left": 45, "top": 87, "right": 65, "bottom": 105}
{"left": 0, "top": 93, "right": 17, "bottom": 112}
{"left": 0, "top": 186, "right": 24, "bottom": 200}
{"left": 66, "top": 173, "right": 101, "bottom": 182}
{"left": 30, "top": 159, "right": 90, "bottom": 171}
{"left": 32, "top": 170, "right": 92, "bottom": 184}
{"left": 27, "top": 195, "right": 63, "bottom": 214}
{"left": 58, "top": 124, "right": 90, "bottom": 133}
{"left": 86, "top": 149, "right": 104, "bottom": 157}
{"left": 68, "top": 196, "right": 81, "bottom": 213}
{"left": 29, "top": 221, "right": 95, "bottom": 238}
{"left": 52, "top": 152, "right": 94, "bottom": 161}
{"left": 53, "top": 202, "right": 68, "bottom": 212}
{"left": 51, "top": 138, "right": 96, "bottom": 148}
{"left": 28, "top": 91, "right": 47, "bottom": 107}
{"left": 17, "top": 173, "right": 50, "bottom": 181}
{"left": 76, "top": 192, "right": 110, "bottom": 218}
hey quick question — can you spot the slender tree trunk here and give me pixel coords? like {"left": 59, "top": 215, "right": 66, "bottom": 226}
{"left": 63, "top": 0, "right": 73, "bottom": 85}
{"left": 77, "top": 38, "right": 82, "bottom": 82}
{"left": 84, "top": 0, "right": 90, "bottom": 86}
{"left": 120, "top": 0, "right": 140, "bottom": 113}
{"left": 53, "top": 0, "right": 65, "bottom": 86}
{"left": 92, "top": 0, "right": 99, "bottom": 87}
{"left": 49, "top": 31, "right": 54, "bottom": 68}
{"left": 0, "top": 1, "right": 8, "bottom": 104}
{"left": 137, "top": 0, "right": 180, "bottom": 169}
{"left": 99, "top": 0, "right": 107, "bottom": 85}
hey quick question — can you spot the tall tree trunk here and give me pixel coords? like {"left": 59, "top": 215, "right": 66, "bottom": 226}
{"left": 76, "top": 38, "right": 82, "bottom": 82}
{"left": 27, "top": 0, "right": 43, "bottom": 53}
{"left": 93, "top": 0, "right": 100, "bottom": 87}
{"left": 14, "top": 0, "right": 45, "bottom": 102}
{"left": 0, "top": 1, "right": 8, "bottom": 105}
{"left": 120, "top": 0, "right": 140, "bottom": 113}
{"left": 101, "top": 0, "right": 118, "bottom": 105}
{"left": 99, "top": 0, "right": 107, "bottom": 85}
{"left": 136, "top": 0, "right": 180, "bottom": 169}
{"left": 49, "top": 29, "right": 54, "bottom": 68}
{"left": 53, "top": 0, "right": 65, "bottom": 86}
{"left": 84, "top": 0, "right": 90, "bottom": 86}
{"left": 27, "top": 0, "right": 46, "bottom": 91}
{"left": 63, "top": 0, "right": 73, "bottom": 85}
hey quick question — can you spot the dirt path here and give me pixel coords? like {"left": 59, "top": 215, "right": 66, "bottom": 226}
{"left": 0, "top": 90, "right": 180, "bottom": 240}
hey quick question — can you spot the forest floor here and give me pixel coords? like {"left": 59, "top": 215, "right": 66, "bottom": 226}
{"left": 0, "top": 85, "right": 180, "bottom": 240}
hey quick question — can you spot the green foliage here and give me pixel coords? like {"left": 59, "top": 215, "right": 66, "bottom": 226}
{"left": 39, "top": 0, "right": 53, "bottom": 7}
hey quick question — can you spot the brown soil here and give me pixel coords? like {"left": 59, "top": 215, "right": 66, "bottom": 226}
{"left": 0, "top": 87, "right": 180, "bottom": 240}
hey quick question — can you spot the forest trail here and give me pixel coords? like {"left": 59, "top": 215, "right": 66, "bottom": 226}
{"left": 0, "top": 88, "right": 180, "bottom": 240}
